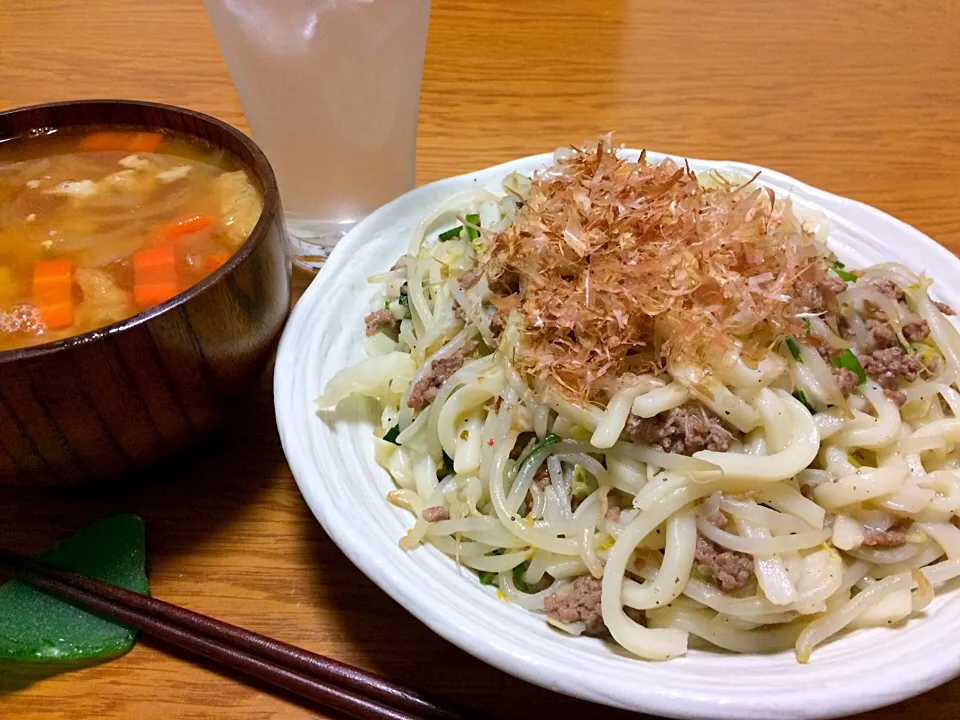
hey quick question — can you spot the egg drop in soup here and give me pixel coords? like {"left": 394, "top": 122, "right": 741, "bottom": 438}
{"left": 0, "top": 127, "right": 264, "bottom": 352}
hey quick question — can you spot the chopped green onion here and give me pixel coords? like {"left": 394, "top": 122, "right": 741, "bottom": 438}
{"left": 439, "top": 217, "right": 480, "bottom": 242}
{"left": 803, "top": 318, "right": 811, "bottom": 336}
{"left": 517, "top": 433, "right": 561, "bottom": 474}
{"left": 438, "top": 226, "right": 463, "bottom": 242}
{"left": 792, "top": 390, "right": 815, "bottom": 414}
{"left": 397, "top": 292, "right": 412, "bottom": 319}
{"left": 465, "top": 213, "right": 481, "bottom": 240}
{"left": 512, "top": 562, "right": 530, "bottom": 593}
{"left": 785, "top": 336, "right": 803, "bottom": 361}
{"left": 478, "top": 571, "right": 497, "bottom": 586}
{"left": 831, "top": 349, "right": 867, "bottom": 384}
{"left": 382, "top": 425, "right": 400, "bottom": 444}
{"left": 831, "top": 261, "right": 858, "bottom": 283}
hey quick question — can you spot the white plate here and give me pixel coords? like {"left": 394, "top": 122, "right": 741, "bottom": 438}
{"left": 274, "top": 150, "right": 960, "bottom": 720}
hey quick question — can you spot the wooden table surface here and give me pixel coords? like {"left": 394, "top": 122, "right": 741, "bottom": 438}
{"left": 1, "top": 1, "right": 959, "bottom": 718}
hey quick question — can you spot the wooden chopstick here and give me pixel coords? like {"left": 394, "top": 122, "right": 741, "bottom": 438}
{"left": 0, "top": 549, "right": 490, "bottom": 720}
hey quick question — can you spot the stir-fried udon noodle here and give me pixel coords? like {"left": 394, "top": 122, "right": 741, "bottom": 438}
{"left": 318, "top": 138, "right": 960, "bottom": 662}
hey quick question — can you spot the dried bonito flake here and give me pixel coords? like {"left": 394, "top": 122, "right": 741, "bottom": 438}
{"left": 481, "top": 136, "right": 833, "bottom": 399}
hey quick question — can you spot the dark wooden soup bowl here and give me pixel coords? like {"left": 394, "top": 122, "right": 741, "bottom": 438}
{"left": 0, "top": 100, "right": 291, "bottom": 485}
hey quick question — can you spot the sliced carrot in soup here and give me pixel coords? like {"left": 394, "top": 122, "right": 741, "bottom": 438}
{"left": 79, "top": 132, "right": 129, "bottom": 152}
{"left": 133, "top": 247, "right": 178, "bottom": 307}
{"left": 155, "top": 215, "right": 214, "bottom": 245}
{"left": 125, "top": 133, "right": 163, "bottom": 153}
{"left": 204, "top": 251, "right": 230, "bottom": 273}
{"left": 79, "top": 131, "right": 163, "bottom": 153}
{"left": 37, "top": 302, "right": 73, "bottom": 331}
{"left": 33, "top": 259, "right": 74, "bottom": 329}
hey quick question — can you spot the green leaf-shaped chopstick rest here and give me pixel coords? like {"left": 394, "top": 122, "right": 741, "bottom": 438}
{"left": 0, "top": 514, "right": 148, "bottom": 672}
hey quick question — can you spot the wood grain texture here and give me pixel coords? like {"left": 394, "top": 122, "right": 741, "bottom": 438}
{"left": 1, "top": 0, "right": 959, "bottom": 716}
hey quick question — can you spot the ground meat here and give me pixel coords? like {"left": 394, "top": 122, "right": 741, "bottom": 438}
{"left": 822, "top": 274, "right": 850, "bottom": 296}
{"left": 902, "top": 319, "right": 930, "bottom": 342}
{"left": 604, "top": 506, "right": 622, "bottom": 523}
{"left": 407, "top": 343, "right": 477, "bottom": 411}
{"left": 797, "top": 275, "right": 847, "bottom": 314}
{"left": 884, "top": 389, "right": 907, "bottom": 406}
{"left": 832, "top": 367, "right": 859, "bottom": 397}
{"left": 862, "top": 300, "right": 887, "bottom": 322}
{"left": 364, "top": 308, "right": 398, "bottom": 336}
{"left": 862, "top": 522, "right": 910, "bottom": 548}
{"left": 862, "top": 319, "right": 897, "bottom": 352}
{"left": 694, "top": 535, "right": 754, "bottom": 592}
{"left": 624, "top": 403, "right": 734, "bottom": 456}
{"left": 796, "top": 276, "right": 847, "bottom": 336}
{"left": 486, "top": 306, "right": 504, "bottom": 337}
{"left": 458, "top": 269, "right": 480, "bottom": 290}
{"left": 421, "top": 505, "right": 449, "bottom": 522}
{"left": 934, "top": 300, "right": 956, "bottom": 316}
{"left": 453, "top": 298, "right": 502, "bottom": 336}
{"left": 543, "top": 575, "right": 606, "bottom": 636}
{"left": 860, "top": 347, "right": 923, "bottom": 390}
{"left": 869, "top": 279, "right": 904, "bottom": 302}
{"left": 838, "top": 313, "right": 855, "bottom": 340}
{"left": 703, "top": 508, "right": 728, "bottom": 529}
{"left": 532, "top": 467, "right": 550, "bottom": 490}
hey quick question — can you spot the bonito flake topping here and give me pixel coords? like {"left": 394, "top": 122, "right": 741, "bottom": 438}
{"left": 480, "top": 136, "right": 838, "bottom": 400}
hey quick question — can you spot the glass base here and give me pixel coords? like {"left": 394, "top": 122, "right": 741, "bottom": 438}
{"left": 286, "top": 218, "right": 358, "bottom": 271}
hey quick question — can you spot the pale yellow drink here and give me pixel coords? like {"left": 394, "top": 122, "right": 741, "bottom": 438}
{"left": 203, "top": 0, "right": 431, "bottom": 265}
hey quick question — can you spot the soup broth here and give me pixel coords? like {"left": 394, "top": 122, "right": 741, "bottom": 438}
{"left": 0, "top": 126, "right": 263, "bottom": 352}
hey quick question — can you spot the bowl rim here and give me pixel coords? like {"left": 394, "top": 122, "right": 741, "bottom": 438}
{"left": 0, "top": 98, "right": 281, "bottom": 364}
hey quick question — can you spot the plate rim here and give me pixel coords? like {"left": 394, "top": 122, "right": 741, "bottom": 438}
{"left": 274, "top": 149, "right": 960, "bottom": 720}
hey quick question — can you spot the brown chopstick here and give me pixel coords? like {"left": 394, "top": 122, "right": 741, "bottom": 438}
{"left": 0, "top": 549, "right": 491, "bottom": 720}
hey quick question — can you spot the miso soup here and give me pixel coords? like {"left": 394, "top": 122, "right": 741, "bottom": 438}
{"left": 0, "top": 127, "right": 263, "bottom": 352}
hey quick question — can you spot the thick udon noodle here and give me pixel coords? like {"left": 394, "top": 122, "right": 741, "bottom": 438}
{"left": 319, "top": 153, "right": 960, "bottom": 662}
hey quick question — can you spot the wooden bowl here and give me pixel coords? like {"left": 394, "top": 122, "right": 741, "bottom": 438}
{"left": 0, "top": 100, "right": 291, "bottom": 485}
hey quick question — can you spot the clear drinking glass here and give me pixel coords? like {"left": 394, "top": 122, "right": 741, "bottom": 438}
{"left": 202, "top": 0, "right": 431, "bottom": 269}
